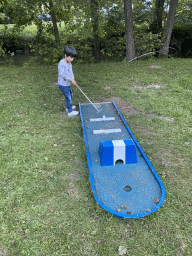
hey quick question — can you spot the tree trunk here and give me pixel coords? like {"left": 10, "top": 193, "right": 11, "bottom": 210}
{"left": 49, "top": 0, "right": 60, "bottom": 43}
{"left": 150, "top": 0, "right": 165, "bottom": 34}
{"left": 159, "top": 0, "right": 178, "bottom": 57}
{"left": 91, "top": 0, "right": 100, "bottom": 62}
{"left": 36, "top": 4, "right": 44, "bottom": 40}
{"left": 124, "top": 0, "right": 135, "bottom": 61}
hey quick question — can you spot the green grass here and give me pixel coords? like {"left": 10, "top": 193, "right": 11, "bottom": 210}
{"left": 0, "top": 58, "right": 192, "bottom": 256}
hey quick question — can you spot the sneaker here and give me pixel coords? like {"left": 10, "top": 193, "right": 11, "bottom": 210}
{"left": 68, "top": 110, "right": 79, "bottom": 117}
{"left": 66, "top": 106, "right": 76, "bottom": 112}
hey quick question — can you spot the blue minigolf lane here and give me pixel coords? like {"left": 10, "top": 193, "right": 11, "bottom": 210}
{"left": 79, "top": 102, "right": 165, "bottom": 218}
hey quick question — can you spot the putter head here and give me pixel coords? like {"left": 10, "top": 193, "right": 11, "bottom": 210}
{"left": 97, "top": 108, "right": 102, "bottom": 113}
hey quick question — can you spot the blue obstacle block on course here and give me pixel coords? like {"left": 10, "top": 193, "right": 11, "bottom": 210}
{"left": 99, "top": 140, "right": 137, "bottom": 166}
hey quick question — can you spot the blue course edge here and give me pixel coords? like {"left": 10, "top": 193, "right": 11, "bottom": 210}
{"left": 79, "top": 102, "right": 166, "bottom": 219}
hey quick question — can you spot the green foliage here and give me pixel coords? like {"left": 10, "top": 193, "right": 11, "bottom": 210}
{"left": 100, "top": 36, "right": 126, "bottom": 60}
{"left": 102, "top": 5, "right": 125, "bottom": 38}
{"left": 2, "top": 0, "right": 35, "bottom": 26}
{"left": 170, "top": 23, "right": 192, "bottom": 57}
{"left": 0, "top": 22, "right": 162, "bottom": 63}
{"left": 97, "top": 4, "right": 126, "bottom": 60}
{"left": 0, "top": 41, "right": 5, "bottom": 57}
{"left": 29, "top": 32, "right": 62, "bottom": 64}
{"left": 53, "top": 1, "right": 73, "bottom": 22}
{"left": 133, "top": 0, "right": 153, "bottom": 24}
{"left": 175, "top": 0, "right": 192, "bottom": 26}
{"left": 0, "top": 13, "right": 10, "bottom": 24}
{"left": 66, "top": 34, "right": 94, "bottom": 63}
{"left": 1, "top": 0, "right": 192, "bottom": 63}
{"left": 172, "top": 23, "right": 192, "bottom": 40}
{"left": 135, "top": 31, "right": 162, "bottom": 56}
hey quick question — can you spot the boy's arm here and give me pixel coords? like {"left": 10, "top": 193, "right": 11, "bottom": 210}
{"left": 70, "top": 68, "right": 76, "bottom": 84}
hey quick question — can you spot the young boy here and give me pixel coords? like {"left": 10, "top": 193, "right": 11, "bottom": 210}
{"left": 58, "top": 46, "right": 79, "bottom": 117}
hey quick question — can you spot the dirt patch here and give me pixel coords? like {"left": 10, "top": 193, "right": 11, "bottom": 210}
{"left": 60, "top": 110, "right": 69, "bottom": 117}
{"left": 103, "top": 97, "right": 174, "bottom": 123}
{"left": 67, "top": 182, "right": 81, "bottom": 198}
{"left": 64, "top": 171, "right": 81, "bottom": 181}
{"left": 147, "top": 113, "right": 175, "bottom": 122}
{"left": 132, "top": 83, "right": 166, "bottom": 90}
{"left": 155, "top": 151, "right": 181, "bottom": 167}
{"left": 159, "top": 116, "right": 175, "bottom": 122}
{"left": 0, "top": 249, "right": 9, "bottom": 256}
{"left": 51, "top": 82, "right": 58, "bottom": 87}
{"left": 149, "top": 65, "right": 163, "bottom": 68}
{"left": 67, "top": 187, "right": 80, "bottom": 198}
{"left": 102, "top": 85, "right": 111, "bottom": 90}
{"left": 132, "top": 125, "right": 155, "bottom": 136}
{"left": 104, "top": 97, "right": 140, "bottom": 116}
{"left": 68, "top": 171, "right": 81, "bottom": 181}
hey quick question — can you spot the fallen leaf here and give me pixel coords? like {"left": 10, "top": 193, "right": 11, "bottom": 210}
{"left": 118, "top": 245, "right": 127, "bottom": 255}
{"left": 154, "top": 198, "right": 160, "bottom": 204}
{"left": 121, "top": 204, "right": 128, "bottom": 210}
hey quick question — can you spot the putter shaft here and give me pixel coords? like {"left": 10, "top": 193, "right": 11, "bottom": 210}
{"left": 75, "top": 83, "right": 101, "bottom": 113}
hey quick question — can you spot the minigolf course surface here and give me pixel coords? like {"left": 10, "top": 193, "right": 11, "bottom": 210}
{"left": 79, "top": 101, "right": 165, "bottom": 218}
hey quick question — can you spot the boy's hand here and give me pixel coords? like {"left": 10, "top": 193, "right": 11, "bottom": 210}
{"left": 71, "top": 78, "right": 76, "bottom": 85}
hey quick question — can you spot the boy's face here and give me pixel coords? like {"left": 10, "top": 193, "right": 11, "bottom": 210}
{"left": 64, "top": 54, "right": 74, "bottom": 63}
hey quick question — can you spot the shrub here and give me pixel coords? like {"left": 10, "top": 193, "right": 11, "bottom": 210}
{"left": 0, "top": 28, "right": 35, "bottom": 54}
{"left": 135, "top": 32, "right": 161, "bottom": 57}
{"left": 65, "top": 35, "right": 94, "bottom": 63}
{"left": 170, "top": 24, "right": 192, "bottom": 57}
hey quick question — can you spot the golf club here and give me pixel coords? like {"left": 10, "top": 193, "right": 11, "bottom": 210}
{"left": 74, "top": 83, "right": 102, "bottom": 113}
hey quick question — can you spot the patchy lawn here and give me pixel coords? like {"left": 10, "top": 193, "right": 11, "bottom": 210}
{"left": 0, "top": 57, "right": 191, "bottom": 255}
